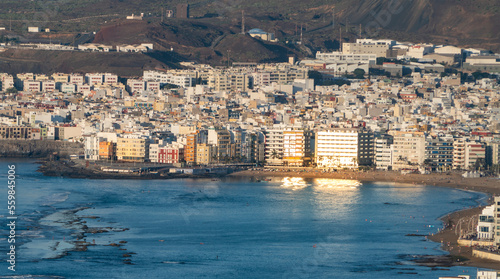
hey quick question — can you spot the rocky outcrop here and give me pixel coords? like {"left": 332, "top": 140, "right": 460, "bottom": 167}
{"left": 0, "top": 140, "right": 83, "bottom": 158}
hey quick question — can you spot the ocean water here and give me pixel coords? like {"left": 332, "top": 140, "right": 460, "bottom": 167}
{"left": 0, "top": 159, "right": 489, "bottom": 278}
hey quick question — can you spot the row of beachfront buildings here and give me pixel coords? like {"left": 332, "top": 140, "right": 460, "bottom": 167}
{"left": 76, "top": 126, "right": 499, "bottom": 173}
{"left": 0, "top": 122, "right": 495, "bottom": 171}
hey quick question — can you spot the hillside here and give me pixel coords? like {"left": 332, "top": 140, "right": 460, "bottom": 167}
{"left": 0, "top": 0, "right": 499, "bottom": 71}
{"left": 0, "top": 49, "right": 178, "bottom": 76}
{"left": 92, "top": 19, "right": 301, "bottom": 65}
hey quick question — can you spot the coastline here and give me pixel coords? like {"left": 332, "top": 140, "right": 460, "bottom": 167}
{"left": 230, "top": 169, "right": 500, "bottom": 270}
{"left": 36, "top": 159, "right": 232, "bottom": 180}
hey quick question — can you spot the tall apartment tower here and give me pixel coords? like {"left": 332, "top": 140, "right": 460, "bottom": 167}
{"left": 494, "top": 196, "right": 500, "bottom": 245}
{"left": 176, "top": 3, "right": 189, "bottom": 19}
{"left": 185, "top": 132, "right": 198, "bottom": 164}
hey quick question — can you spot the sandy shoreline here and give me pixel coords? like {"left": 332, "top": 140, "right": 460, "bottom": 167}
{"left": 230, "top": 169, "right": 500, "bottom": 270}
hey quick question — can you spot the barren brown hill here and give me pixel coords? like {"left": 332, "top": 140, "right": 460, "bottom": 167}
{"left": 92, "top": 19, "right": 300, "bottom": 65}
{"left": 0, "top": 49, "right": 176, "bottom": 76}
{"left": 0, "top": 0, "right": 499, "bottom": 71}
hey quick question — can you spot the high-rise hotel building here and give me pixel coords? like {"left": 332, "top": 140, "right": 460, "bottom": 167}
{"left": 315, "top": 128, "right": 373, "bottom": 169}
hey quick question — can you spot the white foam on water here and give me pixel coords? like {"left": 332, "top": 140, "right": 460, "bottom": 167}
{"left": 20, "top": 239, "right": 77, "bottom": 260}
{"left": 40, "top": 192, "right": 71, "bottom": 206}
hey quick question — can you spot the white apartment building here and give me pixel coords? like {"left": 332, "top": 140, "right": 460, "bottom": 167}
{"left": 477, "top": 205, "right": 495, "bottom": 240}
{"left": 42, "top": 80, "right": 56, "bottom": 92}
{"left": 0, "top": 74, "right": 15, "bottom": 91}
{"left": 375, "top": 136, "right": 393, "bottom": 170}
{"left": 104, "top": 73, "right": 118, "bottom": 84}
{"left": 453, "top": 138, "right": 466, "bottom": 170}
{"left": 494, "top": 196, "right": 500, "bottom": 245}
{"left": 264, "top": 129, "right": 284, "bottom": 166}
{"left": 143, "top": 70, "right": 193, "bottom": 88}
{"left": 126, "top": 79, "right": 145, "bottom": 93}
{"left": 477, "top": 270, "right": 499, "bottom": 279}
{"left": 146, "top": 81, "right": 160, "bottom": 91}
{"left": 252, "top": 72, "right": 271, "bottom": 87}
{"left": 230, "top": 73, "right": 250, "bottom": 91}
{"left": 84, "top": 136, "right": 99, "bottom": 160}
{"left": 487, "top": 141, "right": 500, "bottom": 166}
{"left": 149, "top": 142, "right": 164, "bottom": 163}
{"left": 52, "top": 73, "right": 69, "bottom": 84}
{"left": 315, "top": 51, "right": 377, "bottom": 65}
{"left": 389, "top": 131, "right": 426, "bottom": 171}
{"left": 69, "top": 74, "right": 84, "bottom": 84}
{"left": 23, "top": 80, "right": 41, "bottom": 92}
{"left": 208, "top": 74, "right": 231, "bottom": 92}
{"left": 86, "top": 73, "right": 104, "bottom": 86}
{"left": 61, "top": 83, "right": 76, "bottom": 93}
{"left": 465, "top": 142, "right": 486, "bottom": 170}
{"left": 77, "top": 84, "right": 91, "bottom": 94}
{"left": 315, "top": 128, "right": 373, "bottom": 169}
{"left": 453, "top": 138, "right": 486, "bottom": 170}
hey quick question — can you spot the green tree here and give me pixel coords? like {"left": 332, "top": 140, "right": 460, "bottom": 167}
{"left": 308, "top": 70, "right": 323, "bottom": 85}
{"left": 353, "top": 68, "right": 365, "bottom": 79}
{"left": 161, "top": 83, "right": 179, "bottom": 90}
{"left": 5, "top": 87, "right": 18, "bottom": 94}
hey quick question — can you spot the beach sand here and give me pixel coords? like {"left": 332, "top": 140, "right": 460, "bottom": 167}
{"left": 230, "top": 169, "right": 500, "bottom": 269}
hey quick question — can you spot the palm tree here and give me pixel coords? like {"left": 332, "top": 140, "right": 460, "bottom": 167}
{"left": 271, "top": 150, "right": 280, "bottom": 160}
{"left": 351, "top": 157, "right": 358, "bottom": 168}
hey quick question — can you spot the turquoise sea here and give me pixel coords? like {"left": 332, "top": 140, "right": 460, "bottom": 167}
{"left": 0, "top": 159, "right": 489, "bottom": 278}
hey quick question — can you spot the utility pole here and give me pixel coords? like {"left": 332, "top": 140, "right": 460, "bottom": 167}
{"left": 359, "top": 24, "right": 362, "bottom": 38}
{"left": 227, "top": 50, "right": 231, "bottom": 68}
{"left": 300, "top": 23, "right": 303, "bottom": 43}
{"left": 332, "top": 8, "right": 335, "bottom": 28}
{"left": 241, "top": 10, "right": 245, "bottom": 34}
{"left": 339, "top": 27, "right": 342, "bottom": 52}
{"left": 161, "top": 8, "right": 164, "bottom": 23}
